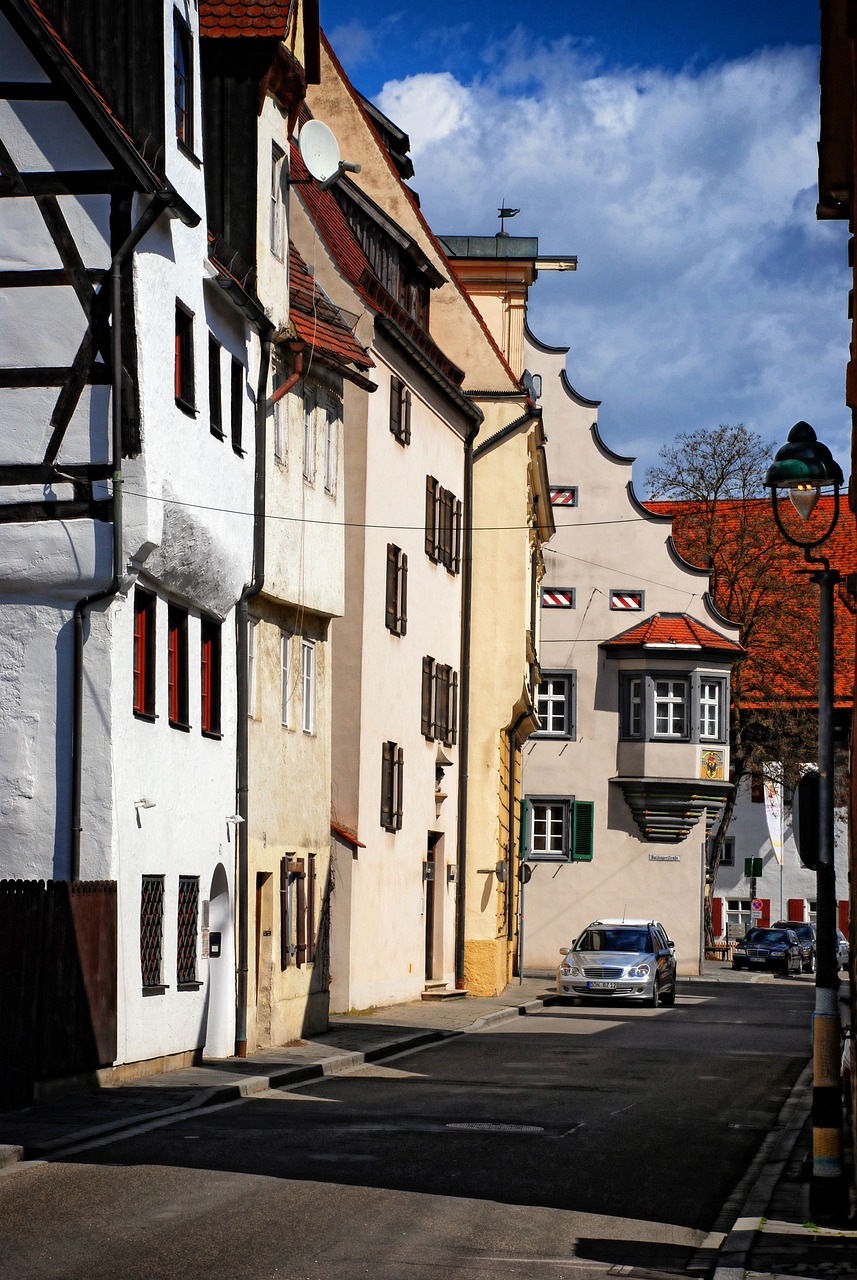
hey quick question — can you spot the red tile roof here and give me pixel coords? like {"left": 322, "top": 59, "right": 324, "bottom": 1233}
{"left": 199, "top": 2, "right": 293, "bottom": 37}
{"left": 288, "top": 241, "right": 373, "bottom": 376}
{"left": 646, "top": 496, "right": 857, "bottom": 709}
{"left": 604, "top": 613, "right": 743, "bottom": 657}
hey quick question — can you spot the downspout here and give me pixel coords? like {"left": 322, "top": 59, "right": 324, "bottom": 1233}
{"left": 234, "top": 336, "right": 298, "bottom": 1057}
{"left": 454, "top": 421, "right": 479, "bottom": 988}
{"left": 506, "top": 709, "right": 530, "bottom": 945}
{"left": 70, "top": 190, "right": 177, "bottom": 881}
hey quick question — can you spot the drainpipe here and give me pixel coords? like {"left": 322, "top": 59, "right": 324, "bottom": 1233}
{"left": 234, "top": 332, "right": 293, "bottom": 1057}
{"left": 454, "top": 422, "right": 479, "bottom": 988}
{"left": 70, "top": 190, "right": 177, "bottom": 881}
{"left": 506, "top": 709, "right": 530, "bottom": 945}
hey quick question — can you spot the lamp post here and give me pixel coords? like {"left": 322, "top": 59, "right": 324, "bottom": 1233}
{"left": 764, "top": 421, "right": 847, "bottom": 1220}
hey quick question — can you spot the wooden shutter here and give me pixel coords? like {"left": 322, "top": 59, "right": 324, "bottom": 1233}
{"left": 571, "top": 800, "right": 594, "bottom": 861}
{"left": 711, "top": 896, "right": 723, "bottom": 938}
{"left": 758, "top": 898, "right": 771, "bottom": 928}
{"left": 399, "top": 551, "right": 408, "bottom": 635}
{"left": 279, "top": 857, "right": 290, "bottom": 969}
{"left": 295, "top": 858, "right": 307, "bottom": 966}
{"left": 838, "top": 900, "right": 849, "bottom": 933}
{"left": 449, "top": 670, "right": 458, "bottom": 746}
{"left": 421, "top": 657, "right": 434, "bottom": 738}
{"left": 425, "top": 476, "right": 437, "bottom": 557}
{"left": 306, "top": 853, "right": 316, "bottom": 965}
{"left": 453, "top": 497, "right": 462, "bottom": 573}
{"left": 389, "top": 375, "right": 402, "bottom": 438}
{"left": 402, "top": 387, "right": 412, "bottom": 444}
{"left": 385, "top": 544, "right": 398, "bottom": 631}
{"left": 787, "top": 898, "right": 805, "bottom": 921}
{"left": 381, "top": 741, "right": 394, "bottom": 828}
{"left": 394, "top": 746, "right": 404, "bottom": 829}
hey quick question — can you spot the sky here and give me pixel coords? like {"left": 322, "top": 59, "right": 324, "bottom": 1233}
{"left": 319, "top": 1, "right": 850, "bottom": 492}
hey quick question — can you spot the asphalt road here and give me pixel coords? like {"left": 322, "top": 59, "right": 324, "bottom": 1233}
{"left": 0, "top": 978, "right": 816, "bottom": 1280}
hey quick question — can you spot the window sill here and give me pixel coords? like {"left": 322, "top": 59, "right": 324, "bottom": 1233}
{"left": 201, "top": 728, "right": 223, "bottom": 741}
{"left": 133, "top": 710, "right": 157, "bottom": 724}
{"left": 232, "top": 444, "right": 246, "bottom": 458}
{"left": 142, "top": 984, "right": 169, "bottom": 996}
{"left": 177, "top": 980, "right": 204, "bottom": 991}
{"left": 169, "top": 720, "right": 191, "bottom": 733}
{"left": 176, "top": 138, "right": 202, "bottom": 167}
{"left": 176, "top": 397, "right": 197, "bottom": 418}
{"left": 210, "top": 427, "right": 225, "bottom": 441}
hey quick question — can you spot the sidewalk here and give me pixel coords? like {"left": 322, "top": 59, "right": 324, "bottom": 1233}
{"left": 1, "top": 967, "right": 854, "bottom": 1280}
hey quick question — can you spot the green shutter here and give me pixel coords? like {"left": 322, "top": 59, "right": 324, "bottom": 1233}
{"left": 572, "top": 800, "right": 594, "bottom": 861}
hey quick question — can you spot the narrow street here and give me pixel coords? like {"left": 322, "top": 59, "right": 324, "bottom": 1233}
{"left": 0, "top": 979, "right": 815, "bottom": 1280}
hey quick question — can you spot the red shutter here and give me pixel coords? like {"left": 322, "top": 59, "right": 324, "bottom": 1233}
{"left": 758, "top": 898, "right": 771, "bottom": 928}
{"left": 787, "top": 898, "right": 805, "bottom": 922}
{"left": 711, "top": 896, "right": 723, "bottom": 938}
{"left": 839, "top": 900, "right": 850, "bottom": 933}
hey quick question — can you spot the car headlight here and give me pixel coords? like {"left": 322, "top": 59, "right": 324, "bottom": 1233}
{"left": 560, "top": 964, "right": 580, "bottom": 977}
{"left": 735, "top": 947, "right": 747, "bottom": 955}
{"left": 626, "top": 963, "right": 650, "bottom": 978}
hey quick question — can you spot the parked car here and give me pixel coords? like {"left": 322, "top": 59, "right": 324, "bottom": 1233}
{"left": 836, "top": 929, "right": 849, "bottom": 971}
{"left": 732, "top": 927, "right": 802, "bottom": 976}
{"left": 557, "top": 919, "right": 677, "bottom": 1007}
{"left": 772, "top": 920, "right": 816, "bottom": 973}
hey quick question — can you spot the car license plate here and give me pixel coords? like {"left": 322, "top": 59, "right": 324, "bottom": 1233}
{"left": 586, "top": 980, "right": 618, "bottom": 990}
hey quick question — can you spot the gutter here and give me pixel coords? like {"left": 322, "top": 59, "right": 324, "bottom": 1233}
{"left": 454, "top": 419, "right": 480, "bottom": 987}
{"left": 506, "top": 708, "right": 531, "bottom": 944}
{"left": 70, "top": 189, "right": 193, "bottom": 880}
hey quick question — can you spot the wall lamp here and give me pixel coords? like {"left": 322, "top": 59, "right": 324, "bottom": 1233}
{"left": 134, "top": 797, "right": 156, "bottom": 811}
{"left": 764, "top": 420, "right": 847, "bottom": 1221}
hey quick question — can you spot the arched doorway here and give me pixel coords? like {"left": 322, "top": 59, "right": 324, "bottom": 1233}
{"left": 203, "top": 862, "right": 235, "bottom": 1058}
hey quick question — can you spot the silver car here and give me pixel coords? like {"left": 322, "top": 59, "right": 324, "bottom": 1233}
{"left": 557, "top": 918, "right": 677, "bottom": 1008}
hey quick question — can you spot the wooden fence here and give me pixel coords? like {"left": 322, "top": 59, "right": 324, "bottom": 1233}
{"left": 0, "top": 880, "right": 117, "bottom": 1108}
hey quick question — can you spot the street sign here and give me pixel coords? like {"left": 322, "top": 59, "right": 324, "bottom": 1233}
{"left": 744, "top": 857, "right": 763, "bottom": 878}
{"left": 751, "top": 898, "right": 763, "bottom": 912}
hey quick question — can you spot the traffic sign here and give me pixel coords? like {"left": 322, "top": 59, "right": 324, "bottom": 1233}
{"left": 751, "top": 898, "right": 762, "bottom": 912}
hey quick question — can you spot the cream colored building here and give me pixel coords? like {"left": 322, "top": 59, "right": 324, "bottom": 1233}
{"left": 520, "top": 326, "right": 743, "bottom": 977}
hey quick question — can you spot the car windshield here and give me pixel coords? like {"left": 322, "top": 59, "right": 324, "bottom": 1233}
{"left": 575, "top": 927, "right": 652, "bottom": 953}
{"left": 744, "top": 928, "right": 788, "bottom": 944}
{"left": 775, "top": 921, "right": 811, "bottom": 940}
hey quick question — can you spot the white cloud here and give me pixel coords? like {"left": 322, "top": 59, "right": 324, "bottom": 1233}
{"left": 376, "top": 38, "right": 850, "bottom": 485}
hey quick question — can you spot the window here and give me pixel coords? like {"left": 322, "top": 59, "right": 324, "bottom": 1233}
{"left": 280, "top": 853, "right": 317, "bottom": 969}
{"left": 550, "top": 486, "right": 577, "bottom": 507}
{"left": 721, "top": 835, "right": 735, "bottom": 867}
{"left": 535, "top": 674, "right": 575, "bottom": 737}
{"left": 270, "top": 143, "right": 285, "bottom": 259}
{"left": 173, "top": 13, "right": 193, "bottom": 148}
{"left": 541, "top": 587, "right": 576, "bottom": 608}
{"left": 653, "top": 678, "right": 688, "bottom": 738}
{"left": 231, "top": 358, "right": 244, "bottom": 454}
{"left": 385, "top": 544, "right": 408, "bottom": 636}
{"left": 175, "top": 301, "right": 195, "bottom": 412}
{"left": 389, "top": 375, "right": 412, "bottom": 445}
{"left": 177, "top": 875, "right": 199, "bottom": 985}
{"left": 167, "top": 604, "right": 189, "bottom": 729}
{"left": 425, "top": 475, "right": 461, "bottom": 573}
{"left": 133, "top": 588, "right": 156, "bottom": 719}
{"left": 324, "top": 398, "right": 339, "bottom": 494}
{"left": 726, "top": 898, "right": 753, "bottom": 937}
{"left": 421, "top": 657, "right": 458, "bottom": 745}
{"left": 140, "top": 875, "right": 165, "bottom": 989}
{"left": 381, "top": 741, "right": 404, "bottom": 831}
{"left": 208, "top": 336, "right": 223, "bottom": 438}
{"left": 751, "top": 772, "right": 764, "bottom": 802}
{"left": 247, "top": 618, "right": 258, "bottom": 719}
{"left": 528, "top": 798, "right": 594, "bottom": 862}
{"left": 619, "top": 672, "right": 725, "bottom": 743}
{"left": 609, "top": 590, "right": 644, "bottom": 611}
{"left": 272, "top": 365, "right": 288, "bottom": 464}
{"left": 280, "top": 630, "right": 291, "bottom": 727}
{"left": 301, "top": 638, "right": 315, "bottom": 734}
{"left": 200, "top": 617, "right": 221, "bottom": 737}
{"left": 303, "top": 387, "right": 316, "bottom": 482}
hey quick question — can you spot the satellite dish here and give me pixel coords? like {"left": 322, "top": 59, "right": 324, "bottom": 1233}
{"left": 299, "top": 120, "right": 341, "bottom": 183}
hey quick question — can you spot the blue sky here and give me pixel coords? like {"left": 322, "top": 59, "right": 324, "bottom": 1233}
{"left": 320, "top": 3, "right": 849, "bottom": 488}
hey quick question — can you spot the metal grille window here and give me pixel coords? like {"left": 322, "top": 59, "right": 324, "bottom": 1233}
{"left": 535, "top": 674, "right": 575, "bottom": 737}
{"left": 425, "top": 475, "right": 461, "bottom": 573}
{"left": 381, "top": 741, "right": 404, "bottom": 831}
{"left": 389, "top": 376, "right": 412, "bottom": 445}
{"left": 385, "top": 544, "right": 408, "bottom": 636}
{"left": 421, "top": 657, "right": 458, "bottom": 745}
{"left": 177, "top": 876, "right": 199, "bottom": 985}
{"left": 140, "top": 875, "right": 165, "bottom": 988}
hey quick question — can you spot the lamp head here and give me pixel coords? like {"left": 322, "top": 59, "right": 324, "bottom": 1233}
{"left": 764, "top": 421, "right": 843, "bottom": 521}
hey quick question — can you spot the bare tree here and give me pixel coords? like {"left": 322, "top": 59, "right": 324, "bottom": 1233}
{"left": 647, "top": 424, "right": 822, "bottom": 948}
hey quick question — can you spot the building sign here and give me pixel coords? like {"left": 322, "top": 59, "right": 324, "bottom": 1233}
{"left": 649, "top": 854, "right": 680, "bottom": 862}
{"left": 700, "top": 749, "right": 724, "bottom": 780}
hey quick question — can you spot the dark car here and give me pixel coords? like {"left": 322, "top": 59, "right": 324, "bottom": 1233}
{"left": 773, "top": 920, "right": 816, "bottom": 973}
{"left": 732, "top": 927, "right": 802, "bottom": 976}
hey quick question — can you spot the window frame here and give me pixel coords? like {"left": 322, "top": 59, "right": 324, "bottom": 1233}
{"left": 280, "top": 629, "right": 291, "bottom": 727}
{"left": 133, "top": 588, "right": 157, "bottom": 720}
{"left": 140, "top": 874, "right": 165, "bottom": 990}
{"left": 272, "top": 363, "right": 288, "bottom": 465}
{"left": 167, "top": 603, "right": 189, "bottom": 730}
{"left": 175, "top": 300, "right": 195, "bottom": 414}
{"left": 619, "top": 670, "right": 727, "bottom": 744}
{"left": 176, "top": 874, "right": 200, "bottom": 987}
{"left": 425, "top": 475, "right": 461, "bottom": 574}
{"left": 231, "top": 357, "right": 244, "bottom": 455}
{"left": 173, "top": 11, "right": 193, "bottom": 151}
{"left": 527, "top": 796, "right": 595, "bottom": 863}
{"left": 550, "top": 486, "right": 578, "bottom": 508}
{"left": 534, "top": 672, "right": 576, "bottom": 738}
{"left": 653, "top": 676, "right": 689, "bottom": 739}
{"left": 208, "top": 335, "right": 223, "bottom": 439}
{"left": 270, "top": 142, "right": 286, "bottom": 260}
{"left": 609, "top": 589, "right": 644, "bottom": 612}
{"left": 301, "top": 638, "right": 315, "bottom": 734}
{"left": 324, "top": 395, "right": 340, "bottom": 494}
{"left": 421, "top": 656, "right": 458, "bottom": 746}
{"left": 540, "top": 586, "right": 576, "bottom": 609}
{"left": 389, "top": 375, "right": 412, "bottom": 445}
{"left": 247, "top": 617, "right": 258, "bottom": 720}
{"left": 200, "top": 616, "right": 222, "bottom": 738}
{"left": 303, "top": 385, "right": 316, "bottom": 483}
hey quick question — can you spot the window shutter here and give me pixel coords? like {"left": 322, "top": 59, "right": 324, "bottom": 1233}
{"left": 421, "top": 656, "right": 434, "bottom": 738}
{"left": 758, "top": 898, "right": 771, "bottom": 928}
{"left": 711, "top": 896, "right": 723, "bottom": 938}
{"left": 571, "top": 800, "right": 594, "bottom": 861}
{"left": 279, "top": 857, "right": 290, "bottom": 969}
{"left": 403, "top": 388, "right": 412, "bottom": 444}
{"left": 787, "top": 898, "right": 805, "bottom": 921}
{"left": 295, "top": 858, "right": 307, "bottom": 966}
{"left": 389, "top": 376, "right": 402, "bottom": 439}
{"left": 394, "top": 746, "right": 404, "bottom": 828}
{"left": 400, "top": 551, "right": 408, "bottom": 635}
{"left": 839, "top": 900, "right": 849, "bottom": 934}
{"left": 385, "top": 544, "right": 398, "bottom": 630}
{"left": 306, "top": 853, "right": 316, "bottom": 965}
{"left": 425, "top": 476, "right": 436, "bottom": 557}
{"left": 453, "top": 498, "right": 462, "bottom": 573}
{"left": 381, "top": 741, "right": 393, "bottom": 828}
{"left": 450, "top": 670, "right": 458, "bottom": 746}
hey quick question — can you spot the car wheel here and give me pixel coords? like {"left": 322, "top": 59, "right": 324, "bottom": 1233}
{"left": 804, "top": 951, "right": 816, "bottom": 974}
{"left": 646, "top": 980, "right": 660, "bottom": 1009}
{"left": 660, "top": 977, "right": 676, "bottom": 1006}
{"left": 732, "top": 961, "right": 743, "bottom": 970}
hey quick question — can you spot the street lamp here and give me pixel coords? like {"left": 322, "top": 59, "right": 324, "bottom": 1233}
{"left": 764, "top": 421, "right": 847, "bottom": 1220}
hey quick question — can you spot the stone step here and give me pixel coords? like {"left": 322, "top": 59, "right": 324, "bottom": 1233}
{"left": 421, "top": 983, "right": 468, "bottom": 1001}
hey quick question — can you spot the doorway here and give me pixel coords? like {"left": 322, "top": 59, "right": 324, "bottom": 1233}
{"left": 425, "top": 832, "right": 442, "bottom": 981}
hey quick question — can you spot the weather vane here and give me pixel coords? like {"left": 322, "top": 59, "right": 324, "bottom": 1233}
{"left": 498, "top": 203, "right": 520, "bottom": 235}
